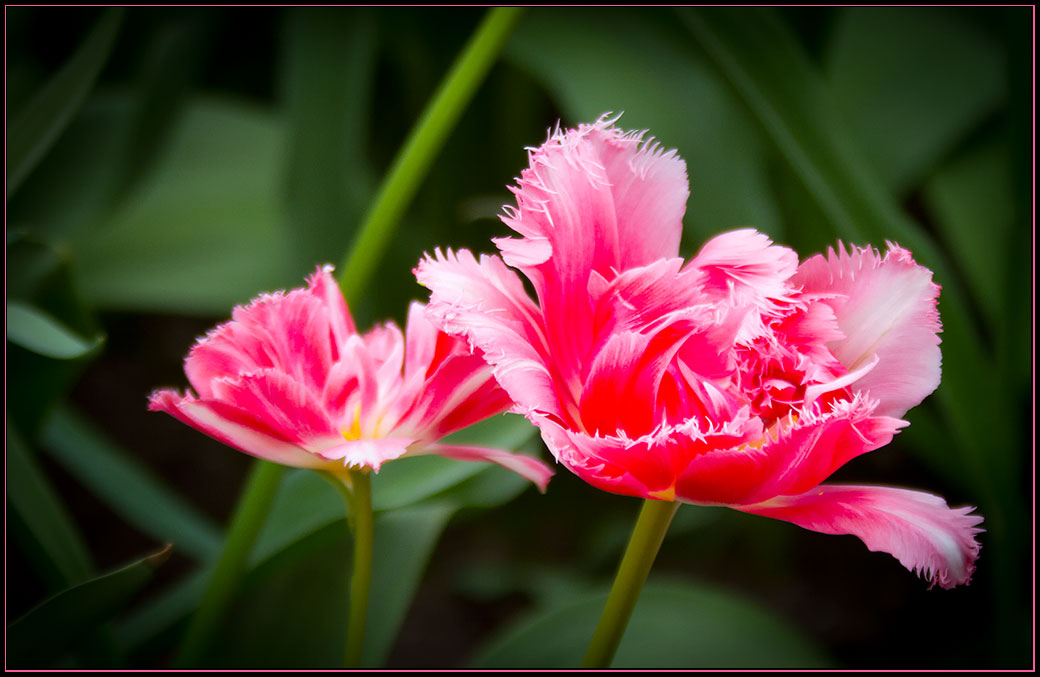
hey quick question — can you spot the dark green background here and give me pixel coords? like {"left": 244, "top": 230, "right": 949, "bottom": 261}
{"left": 6, "top": 7, "right": 1032, "bottom": 668}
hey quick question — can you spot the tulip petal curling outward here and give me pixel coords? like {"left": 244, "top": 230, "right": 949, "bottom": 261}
{"left": 416, "top": 113, "right": 982, "bottom": 587}
{"left": 149, "top": 265, "right": 554, "bottom": 491}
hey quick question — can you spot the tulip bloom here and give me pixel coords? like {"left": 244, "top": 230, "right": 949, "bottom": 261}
{"left": 150, "top": 265, "right": 553, "bottom": 490}
{"left": 416, "top": 116, "right": 982, "bottom": 588}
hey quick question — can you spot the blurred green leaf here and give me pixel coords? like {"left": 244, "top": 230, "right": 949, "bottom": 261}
{"left": 116, "top": 570, "right": 208, "bottom": 656}
{"left": 7, "top": 422, "right": 93, "bottom": 589}
{"left": 825, "top": 7, "right": 1005, "bottom": 194}
{"left": 210, "top": 522, "right": 350, "bottom": 668}
{"left": 362, "top": 502, "right": 456, "bottom": 667}
{"left": 6, "top": 9, "right": 123, "bottom": 199}
{"left": 249, "top": 469, "right": 342, "bottom": 565}
{"left": 42, "top": 407, "right": 223, "bottom": 561}
{"left": 6, "top": 300, "right": 103, "bottom": 359}
{"left": 72, "top": 98, "right": 299, "bottom": 314}
{"left": 7, "top": 94, "right": 138, "bottom": 239}
{"left": 7, "top": 545, "right": 170, "bottom": 668}
{"left": 507, "top": 8, "right": 780, "bottom": 248}
{"left": 119, "top": 16, "right": 211, "bottom": 198}
{"left": 282, "top": 7, "right": 377, "bottom": 270}
{"left": 471, "top": 579, "right": 830, "bottom": 668}
{"left": 923, "top": 137, "right": 1013, "bottom": 324}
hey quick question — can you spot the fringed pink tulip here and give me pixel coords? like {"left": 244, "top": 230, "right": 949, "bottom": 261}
{"left": 416, "top": 115, "right": 982, "bottom": 588}
{"left": 149, "top": 265, "right": 553, "bottom": 491}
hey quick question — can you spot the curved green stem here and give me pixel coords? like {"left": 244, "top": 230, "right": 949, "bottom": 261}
{"left": 337, "top": 7, "right": 526, "bottom": 300}
{"left": 582, "top": 498, "right": 680, "bottom": 669}
{"left": 174, "top": 460, "right": 284, "bottom": 667}
{"left": 320, "top": 469, "right": 374, "bottom": 668}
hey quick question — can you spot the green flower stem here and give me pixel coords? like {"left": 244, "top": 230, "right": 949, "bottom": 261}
{"left": 582, "top": 498, "right": 680, "bottom": 669}
{"left": 319, "top": 469, "right": 373, "bottom": 668}
{"left": 174, "top": 460, "right": 284, "bottom": 667}
{"left": 336, "top": 6, "right": 526, "bottom": 300}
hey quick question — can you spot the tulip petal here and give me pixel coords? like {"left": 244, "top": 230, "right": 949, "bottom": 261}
{"left": 395, "top": 351, "right": 513, "bottom": 440}
{"left": 306, "top": 264, "right": 356, "bottom": 351}
{"left": 497, "top": 113, "right": 688, "bottom": 276}
{"left": 494, "top": 115, "right": 689, "bottom": 394}
{"left": 186, "top": 287, "right": 333, "bottom": 398}
{"left": 737, "top": 485, "right": 983, "bottom": 589}
{"left": 208, "top": 369, "right": 340, "bottom": 445}
{"left": 793, "top": 243, "right": 942, "bottom": 418}
{"left": 419, "top": 443, "right": 555, "bottom": 493}
{"left": 416, "top": 248, "right": 564, "bottom": 419}
{"left": 318, "top": 437, "right": 415, "bottom": 472}
{"left": 675, "top": 395, "right": 904, "bottom": 505}
{"left": 148, "top": 389, "right": 328, "bottom": 468}
{"left": 688, "top": 229, "right": 800, "bottom": 343}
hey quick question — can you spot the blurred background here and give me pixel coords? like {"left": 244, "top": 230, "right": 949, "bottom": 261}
{"left": 6, "top": 7, "right": 1032, "bottom": 669}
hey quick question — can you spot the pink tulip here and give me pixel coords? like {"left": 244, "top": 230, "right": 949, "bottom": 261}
{"left": 416, "top": 115, "right": 982, "bottom": 588}
{"left": 149, "top": 265, "right": 554, "bottom": 491}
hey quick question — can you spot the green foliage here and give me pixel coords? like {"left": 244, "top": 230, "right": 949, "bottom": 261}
{"left": 6, "top": 9, "right": 123, "bottom": 198}
{"left": 6, "top": 6, "right": 1030, "bottom": 669}
{"left": 7, "top": 546, "right": 170, "bottom": 668}
{"left": 472, "top": 580, "right": 831, "bottom": 668}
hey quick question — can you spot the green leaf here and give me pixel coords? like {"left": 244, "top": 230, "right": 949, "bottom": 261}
{"left": 41, "top": 406, "right": 223, "bottom": 562}
{"left": 281, "top": 7, "right": 377, "bottom": 270}
{"left": 209, "top": 522, "right": 351, "bottom": 668}
{"left": 115, "top": 570, "right": 208, "bottom": 656}
{"left": 7, "top": 546, "right": 171, "bottom": 668}
{"left": 6, "top": 300, "right": 103, "bottom": 359}
{"left": 825, "top": 7, "right": 1005, "bottom": 194}
{"left": 923, "top": 137, "right": 1013, "bottom": 324}
{"left": 249, "top": 469, "right": 343, "bottom": 565}
{"left": 472, "top": 579, "right": 831, "bottom": 668}
{"left": 507, "top": 8, "right": 780, "bottom": 248}
{"left": 361, "top": 502, "right": 456, "bottom": 667}
{"left": 71, "top": 98, "right": 299, "bottom": 314}
{"left": 6, "top": 422, "right": 93, "bottom": 589}
{"left": 6, "top": 9, "right": 123, "bottom": 198}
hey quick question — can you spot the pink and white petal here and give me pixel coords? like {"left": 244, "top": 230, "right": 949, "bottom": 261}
{"left": 362, "top": 321, "right": 405, "bottom": 403}
{"left": 403, "top": 301, "right": 442, "bottom": 381}
{"left": 794, "top": 243, "right": 942, "bottom": 418}
{"left": 208, "top": 369, "right": 339, "bottom": 445}
{"left": 187, "top": 288, "right": 334, "bottom": 397}
{"left": 496, "top": 117, "right": 688, "bottom": 388}
{"left": 148, "top": 389, "right": 328, "bottom": 468}
{"left": 305, "top": 264, "right": 356, "bottom": 350}
{"left": 418, "top": 443, "right": 555, "bottom": 493}
{"left": 688, "top": 229, "right": 800, "bottom": 343}
{"left": 594, "top": 121, "right": 689, "bottom": 267}
{"left": 737, "top": 485, "right": 983, "bottom": 589}
{"left": 416, "top": 248, "right": 562, "bottom": 419}
{"left": 499, "top": 115, "right": 688, "bottom": 272}
{"left": 319, "top": 437, "right": 415, "bottom": 472}
{"left": 397, "top": 352, "right": 513, "bottom": 441}
{"left": 590, "top": 258, "right": 700, "bottom": 337}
